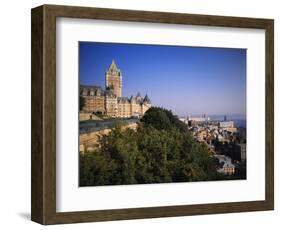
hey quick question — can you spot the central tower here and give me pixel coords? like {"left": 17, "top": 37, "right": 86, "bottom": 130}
{"left": 105, "top": 60, "right": 122, "bottom": 97}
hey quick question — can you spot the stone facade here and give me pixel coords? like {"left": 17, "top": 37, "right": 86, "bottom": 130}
{"left": 80, "top": 60, "right": 152, "bottom": 117}
{"left": 106, "top": 60, "right": 122, "bottom": 97}
{"left": 80, "top": 122, "right": 138, "bottom": 153}
{"left": 80, "top": 86, "right": 105, "bottom": 114}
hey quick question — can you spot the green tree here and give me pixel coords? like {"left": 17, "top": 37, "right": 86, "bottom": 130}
{"left": 79, "top": 152, "right": 117, "bottom": 186}
{"left": 141, "top": 107, "right": 172, "bottom": 130}
{"left": 99, "top": 126, "right": 139, "bottom": 184}
{"left": 79, "top": 107, "right": 228, "bottom": 186}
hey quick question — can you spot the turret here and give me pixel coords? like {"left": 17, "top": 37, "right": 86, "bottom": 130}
{"left": 143, "top": 94, "right": 151, "bottom": 104}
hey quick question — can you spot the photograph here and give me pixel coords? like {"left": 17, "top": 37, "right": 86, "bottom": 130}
{"left": 29, "top": 3, "right": 274, "bottom": 224}
{"left": 78, "top": 42, "right": 247, "bottom": 187}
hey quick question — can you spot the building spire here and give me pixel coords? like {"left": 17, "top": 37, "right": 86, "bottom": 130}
{"left": 143, "top": 94, "right": 151, "bottom": 104}
{"left": 109, "top": 59, "right": 117, "bottom": 70}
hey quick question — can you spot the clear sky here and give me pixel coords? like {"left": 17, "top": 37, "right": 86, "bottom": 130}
{"left": 79, "top": 42, "right": 246, "bottom": 117}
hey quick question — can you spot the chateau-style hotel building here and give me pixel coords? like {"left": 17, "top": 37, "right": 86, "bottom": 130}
{"left": 80, "top": 60, "right": 152, "bottom": 118}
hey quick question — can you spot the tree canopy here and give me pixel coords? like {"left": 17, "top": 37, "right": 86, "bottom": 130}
{"left": 80, "top": 107, "right": 227, "bottom": 186}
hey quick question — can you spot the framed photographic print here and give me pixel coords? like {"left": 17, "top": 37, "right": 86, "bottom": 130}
{"left": 31, "top": 4, "right": 274, "bottom": 225}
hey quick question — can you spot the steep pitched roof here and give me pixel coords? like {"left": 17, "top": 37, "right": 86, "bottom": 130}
{"left": 80, "top": 85, "right": 102, "bottom": 90}
{"left": 143, "top": 94, "right": 151, "bottom": 104}
{"left": 109, "top": 59, "right": 118, "bottom": 70}
{"left": 80, "top": 85, "right": 104, "bottom": 96}
{"left": 107, "top": 59, "right": 121, "bottom": 77}
{"left": 117, "top": 97, "right": 130, "bottom": 103}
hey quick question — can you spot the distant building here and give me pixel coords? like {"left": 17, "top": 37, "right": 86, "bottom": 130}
{"left": 219, "top": 121, "right": 234, "bottom": 128}
{"left": 179, "top": 118, "right": 188, "bottom": 124}
{"left": 196, "top": 130, "right": 208, "bottom": 142}
{"left": 80, "top": 60, "right": 152, "bottom": 118}
{"left": 238, "top": 143, "right": 247, "bottom": 162}
{"left": 215, "top": 155, "right": 235, "bottom": 175}
{"left": 187, "top": 114, "right": 210, "bottom": 125}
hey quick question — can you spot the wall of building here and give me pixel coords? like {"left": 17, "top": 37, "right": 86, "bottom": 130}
{"left": 80, "top": 122, "right": 138, "bottom": 153}
{"left": 83, "top": 95, "right": 105, "bottom": 113}
{"left": 106, "top": 75, "right": 122, "bottom": 97}
{"left": 219, "top": 121, "right": 234, "bottom": 128}
{"left": 117, "top": 102, "right": 131, "bottom": 117}
{"left": 142, "top": 103, "right": 151, "bottom": 114}
{"left": 105, "top": 95, "right": 118, "bottom": 116}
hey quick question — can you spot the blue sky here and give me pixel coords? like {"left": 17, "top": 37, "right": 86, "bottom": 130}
{"left": 79, "top": 42, "right": 246, "bottom": 117}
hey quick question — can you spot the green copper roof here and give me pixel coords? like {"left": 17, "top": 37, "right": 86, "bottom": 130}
{"left": 109, "top": 59, "right": 118, "bottom": 70}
